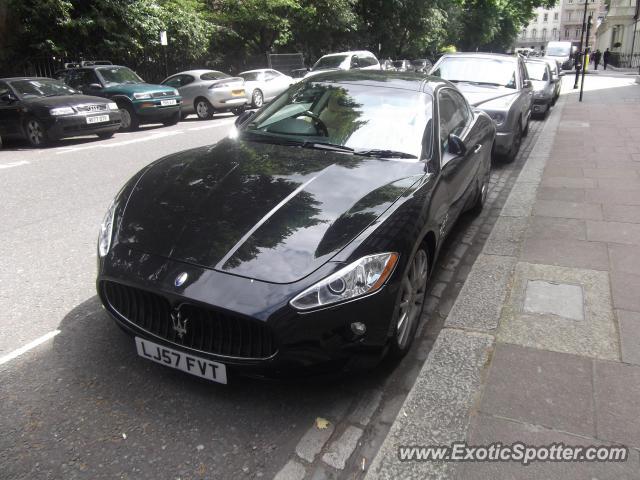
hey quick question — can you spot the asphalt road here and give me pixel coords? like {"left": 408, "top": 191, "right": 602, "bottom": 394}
{"left": 0, "top": 107, "right": 547, "bottom": 480}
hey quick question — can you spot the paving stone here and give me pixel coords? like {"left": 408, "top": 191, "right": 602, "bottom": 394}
{"left": 583, "top": 167, "right": 640, "bottom": 179}
{"left": 458, "top": 414, "right": 640, "bottom": 480}
{"left": 594, "top": 360, "right": 640, "bottom": 448}
{"left": 608, "top": 243, "right": 640, "bottom": 274}
{"left": 429, "top": 282, "right": 447, "bottom": 298}
{"left": 618, "top": 310, "right": 640, "bottom": 365}
{"left": 611, "top": 272, "right": 640, "bottom": 311}
{"left": 348, "top": 389, "right": 383, "bottom": 427}
{"left": 544, "top": 165, "right": 583, "bottom": 177}
{"left": 533, "top": 200, "right": 603, "bottom": 220}
{"left": 498, "top": 262, "right": 619, "bottom": 360}
{"left": 322, "top": 426, "right": 363, "bottom": 470}
{"left": 586, "top": 187, "right": 640, "bottom": 205}
{"left": 598, "top": 178, "right": 640, "bottom": 190}
{"left": 483, "top": 216, "right": 527, "bottom": 256}
{"left": 536, "top": 186, "right": 586, "bottom": 202}
{"left": 523, "top": 280, "right": 584, "bottom": 320}
{"left": 273, "top": 460, "right": 306, "bottom": 480}
{"left": 521, "top": 237, "right": 609, "bottom": 271}
{"left": 603, "top": 204, "right": 640, "bottom": 223}
{"left": 500, "top": 182, "right": 538, "bottom": 217}
{"left": 378, "top": 395, "right": 406, "bottom": 425}
{"left": 541, "top": 176, "right": 596, "bottom": 189}
{"left": 295, "top": 419, "right": 336, "bottom": 463}
{"left": 526, "top": 216, "right": 586, "bottom": 241}
{"left": 445, "top": 254, "right": 517, "bottom": 332}
{"left": 587, "top": 220, "right": 640, "bottom": 245}
{"left": 480, "top": 344, "right": 595, "bottom": 437}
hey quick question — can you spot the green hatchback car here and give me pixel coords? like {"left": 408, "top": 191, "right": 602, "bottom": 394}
{"left": 57, "top": 64, "right": 182, "bottom": 131}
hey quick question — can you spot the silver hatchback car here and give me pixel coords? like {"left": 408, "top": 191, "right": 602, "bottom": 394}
{"left": 238, "top": 69, "right": 293, "bottom": 108}
{"left": 162, "top": 70, "right": 247, "bottom": 119}
{"left": 430, "top": 53, "right": 533, "bottom": 162}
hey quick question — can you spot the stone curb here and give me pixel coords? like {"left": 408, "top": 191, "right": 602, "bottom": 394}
{"left": 364, "top": 97, "right": 567, "bottom": 479}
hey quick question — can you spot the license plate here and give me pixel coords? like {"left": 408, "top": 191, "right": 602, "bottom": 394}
{"left": 161, "top": 99, "right": 177, "bottom": 106}
{"left": 135, "top": 337, "right": 227, "bottom": 384}
{"left": 86, "top": 115, "right": 109, "bottom": 124}
{"left": 231, "top": 90, "right": 245, "bottom": 96}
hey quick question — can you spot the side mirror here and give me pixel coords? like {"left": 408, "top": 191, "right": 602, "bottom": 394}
{"left": 448, "top": 134, "right": 467, "bottom": 156}
{"left": 235, "top": 110, "right": 254, "bottom": 128}
{"left": 523, "top": 79, "right": 533, "bottom": 89}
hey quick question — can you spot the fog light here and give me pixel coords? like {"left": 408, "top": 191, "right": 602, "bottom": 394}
{"left": 351, "top": 322, "right": 366, "bottom": 336}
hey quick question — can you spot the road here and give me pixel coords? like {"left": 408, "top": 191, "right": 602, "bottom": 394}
{"left": 0, "top": 103, "right": 548, "bottom": 480}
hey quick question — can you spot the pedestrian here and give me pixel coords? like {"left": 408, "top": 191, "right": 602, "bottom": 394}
{"left": 593, "top": 49, "right": 602, "bottom": 70}
{"left": 603, "top": 48, "right": 611, "bottom": 70}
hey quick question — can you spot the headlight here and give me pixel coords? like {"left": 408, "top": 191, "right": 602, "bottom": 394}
{"left": 107, "top": 102, "right": 119, "bottom": 110}
{"left": 488, "top": 112, "right": 505, "bottom": 125}
{"left": 98, "top": 200, "right": 116, "bottom": 257}
{"left": 50, "top": 106, "right": 74, "bottom": 116}
{"left": 290, "top": 252, "right": 399, "bottom": 311}
{"left": 133, "top": 92, "right": 152, "bottom": 99}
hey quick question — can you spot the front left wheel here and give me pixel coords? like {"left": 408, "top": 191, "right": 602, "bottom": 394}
{"left": 389, "top": 248, "right": 429, "bottom": 358}
{"left": 24, "top": 118, "right": 50, "bottom": 147}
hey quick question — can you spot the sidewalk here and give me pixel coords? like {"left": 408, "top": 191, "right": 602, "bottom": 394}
{"left": 366, "top": 75, "right": 640, "bottom": 479}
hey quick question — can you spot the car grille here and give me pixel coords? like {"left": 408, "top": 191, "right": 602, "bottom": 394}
{"left": 76, "top": 104, "right": 108, "bottom": 112}
{"left": 152, "top": 91, "right": 174, "bottom": 98}
{"left": 102, "top": 281, "right": 277, "bottom": 359}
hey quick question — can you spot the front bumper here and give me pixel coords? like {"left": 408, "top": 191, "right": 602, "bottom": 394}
{"left": 532, "top": 98, "right": 552, "bottom": 114}
{"left": 132, "top": 97, "right": 182, "bottom": 121}
{"left": 97, "top": 247, "right": 396, "bottom": 378}
{"left": 494, "top": 130, "right": 514, "bottom": 155}
{"left": 45, "top": 111, "right": 121, "bottom": 139}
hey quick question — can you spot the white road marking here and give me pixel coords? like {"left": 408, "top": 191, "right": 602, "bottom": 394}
{"left": 0, "top": 329, "right": 61, "bottom": 365}
{"left": 0, "top": 160, "right": 30, "bottom": 170}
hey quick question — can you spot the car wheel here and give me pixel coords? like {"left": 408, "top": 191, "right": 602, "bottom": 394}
{"left": 251, "top": 89, "right": 264, "bottom": 108}
{"left": 24, "top": 118, "right": 49, "bottom": 147}
{"left": 505, "top": 122, "right": 522, "bottom": 163}
{"left": 163, "top": 111, "right": 181, "bottom": 126}
{"left": 195, "top": 98, "right": 213, "bottom": 120}
{"left": 118, "top": 105, "right": 139, "bottom": 131}
{"left": 231, "top": 106, "right": 245, "bottom": 116}
{"left": 389, "top": 247, "right": 429, "bottom": 358}
{"left": 522, "top": 114, "right": 530, "bottom": 136}
{"left": 97, "top": 131, "right": 115, "bottom": 139}
{"left": 470, "top": 155, "right": 491, "bottom": 214}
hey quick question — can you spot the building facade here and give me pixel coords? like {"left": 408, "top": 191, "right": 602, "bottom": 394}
{"left": 595, "top": 0, "right": 640, "bottom": 62}
{"left": 515, "top": 1, "right": 564, "bottom": 52}
{"left": 559, "top": 0, "right": 608, "bottom": 49}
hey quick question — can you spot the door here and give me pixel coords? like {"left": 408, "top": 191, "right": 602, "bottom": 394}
{"left": 263, "top": 71, "right": 283, "bottom": 100}
{"left": 0, "top": 81, "right": 22, "bottom": 137}
{"left": 437, "top": 88, "right": 477, "bottom": 226}
{"left": 518, "top": 59, "right": 533, "bottom": 123}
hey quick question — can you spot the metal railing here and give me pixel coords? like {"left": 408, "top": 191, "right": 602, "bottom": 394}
{"left": 610, "top": 52, "right": 640, "bottom": 68}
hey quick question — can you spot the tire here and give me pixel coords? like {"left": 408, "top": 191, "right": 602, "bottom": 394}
{"left": 163, "top": 111, "right": 180, "bottom": 126}
{"left": 231, "top": 106, "right": 245, "bottom": 116}
{"left": 97, "top": 131, "right": 115, "bottom": 139}
{"left": 24, "top": 118, "right": 49, "bottom": 147}
{"left": 251, "top": 89, "right": 264, "bottom": 108}
{"left": 118, "top": 104, "right": 139, "bottom": 131}
{"left": 388, "top": 247, "right": 429, "bottom": 359}
{"left": 522, "top": 114, "right": 530, "bottom": 136}
{"left": 195, "top": 98, "right": 213, "bottom": 120}
{"left": 504, "top": 122, "right": 522, "bottom": 163}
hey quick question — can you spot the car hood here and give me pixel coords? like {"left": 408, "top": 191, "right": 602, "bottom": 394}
{"left": 116, "top": 139, "right": 425, "bottom": 283}
{"left": 102, "top": 83, "right": 177, "bottom": 95}
{"left": 23, "top": 94, "right": 111, "bottom": 109}
{"left": 454, "top": 83, "right": 520, "bottom": 108}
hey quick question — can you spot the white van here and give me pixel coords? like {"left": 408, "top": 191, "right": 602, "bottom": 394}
{"left": 304, "top": 51, "right": 380, "bottom": 79}
{"left": 546, "top": 41, "right": 574, "bottom": 70}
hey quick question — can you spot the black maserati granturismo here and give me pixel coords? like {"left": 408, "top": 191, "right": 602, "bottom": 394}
{"left": 96, "top": 71, "right": 495, "bottom": 383}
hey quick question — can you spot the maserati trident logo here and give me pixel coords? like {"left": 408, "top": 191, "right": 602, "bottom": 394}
{"left": 170, "top": 308, "right": 188, "bottom": 339}
{"left": 174, "top": 272, "right": 188, "bottom": 287}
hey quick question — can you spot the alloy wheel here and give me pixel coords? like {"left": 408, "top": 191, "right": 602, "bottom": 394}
{"left": 196, "top": 100, "right": 211, "bottom": 119}
{"left": 396, "top": 249, "right": 429, "bottom": 349}
{"left": 252, "top": 90, "right": 263, "bottom": 108}
{"left": 26, "top": 120, "right": 45, "bottom": 146}
{"left": 119, "top": 108, "right": 131, "bottom": 130}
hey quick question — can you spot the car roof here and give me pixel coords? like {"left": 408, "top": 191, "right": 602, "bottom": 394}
{"left": 1, "top": 77, "right": 55, "bottom": 82}
{"left": 320, "top": 50, "right": 376, "bottom": 58}
{"left": 302, "top": 70, "right": 447, "bottom": 93}
{"left": 170, "top": 69, "right": 226, "bottom": 77}
{"left": 440, "top": 52, "right": 518, "bottom": 62}
{"left": 239, "top": 69, "right": 282, "bottom": 75}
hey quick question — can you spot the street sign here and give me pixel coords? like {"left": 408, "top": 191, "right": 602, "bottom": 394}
{"left": 160, "top": 31, "right": 168, "bottom": 46}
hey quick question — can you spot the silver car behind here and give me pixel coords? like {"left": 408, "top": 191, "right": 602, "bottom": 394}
{"left": 238, "top": 69, "right": 293, "bottom": 108}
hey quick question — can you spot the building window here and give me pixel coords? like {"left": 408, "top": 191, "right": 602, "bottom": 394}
{"left": 552, "top": 28, "right": 557, "bottom": 39}
{"left": 575, "top": 28, "right": 580, "bottom": 38}
{"left": 565, "top": 29, "right": 569, "bottom": 38}
{"left": 554, "top": 12, "right": 559, "bottom": 20}
{"left": 544, "top": 13, "right": 548, "bottom": 22}
{"left": 532, "top": 28, "right": 537, "bottom": 39}
{"left": 568, "top": 12, "right": 572, "bottom": 20}
{"left": 542, "top": 28, "right": 547, "bottom": 39}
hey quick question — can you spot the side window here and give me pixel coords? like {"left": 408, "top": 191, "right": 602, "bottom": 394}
{"left": 181, "top": 75, "right": 195, "bottom": 87}
{"left": 264, "top": 71, "right": 277, "bottom": 81}
{"left": 0, "top": 81, "right": 12, "bottom": 103}
{"left": 350, "top": 56, "right": 360, "bottom": 68}
{"left": 438, "top": 89, "right": 471, "bottom": 156}
{"left": 361, "top": 55, "right": 378, "bottom": 67}
{"left": 163, "top": 75, "right": 183, "bottom": 88}
{"left": 71, "top": 69, "right": 100, "bottom": 89}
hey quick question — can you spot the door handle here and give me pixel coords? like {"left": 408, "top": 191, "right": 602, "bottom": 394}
{"left": 473, "top": 144, "right": 483, "bottom": 154}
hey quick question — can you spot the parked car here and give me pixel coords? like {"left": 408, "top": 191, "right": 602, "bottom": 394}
{"left": 304, "top": 51, "right": 380, "bottom": 79}
{"left": 162, "top": 70, "right": 246, "bottom": 120}
{"left": 430, "top": 53, "right": 532, "bottom": 162}
{"left": 391, "top": 59, "right": 412, "bottom": 72}
{"left": 542, "top": 56, "right": 563, "bottom": 103}
{"left": 56, "top": 64, "right": 181, "bottom": 131}
{"left": 411, "top": 58, "right": 434, "bottom": 73}
{"left": 525, "top": 59, "right": 559, "bottom": 117}
{"left": 238, "top": 69, "right": 292, "bottom": 108}
{"left": 0, "top": 77, "right": 121, "bottom": 147}
{"left": 96, "top": 71, "right": 495, "bottom": 382}
{"left": 546, "top": 41, "right": 574, "bottom": 70}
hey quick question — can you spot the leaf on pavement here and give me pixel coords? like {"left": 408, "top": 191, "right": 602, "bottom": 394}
{"left": 315, "top": 417, "right": 330, "bottom": 430}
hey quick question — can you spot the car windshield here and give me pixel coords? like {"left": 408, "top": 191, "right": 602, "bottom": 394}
{"left": 411, "top": 60, "right": 425, "bottom": 66}
{"left": 239, "top": 72, "right": 263, "bottom": 81}
{"left": 312, "top": 55, "right": 348, "bottom": 71}
{"left": 392, "top": 61, "right": 404, "bottom": 68}
{"left": 432, "top": 57, "right": 517, "bottom": 88}
{"left": 10, "top": 79, "right": 78, "bottom": 98}
{"left": 242, "top": 82, "right": 433, "bottom": 159}
{"left": 526, "top": 63, "right": 548, "bottom": 81}
{"left": 201, "top": 71, "right": 229, "bottom": 81}
{"left": 97, "top": 66, "right": 143, "bottom": 84}
{"left": 547, "top": 46, "right": 571, "bottom": 56}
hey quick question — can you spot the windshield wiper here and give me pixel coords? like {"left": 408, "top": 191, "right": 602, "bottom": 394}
{"left": 448, "top": 80, "right": 501, "bottom": 87}
{"left": 354, "top": 149, "right": 417, "bottom": 159}
{"left": 302, "top": 142, "right": 354, "bottom": 153}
